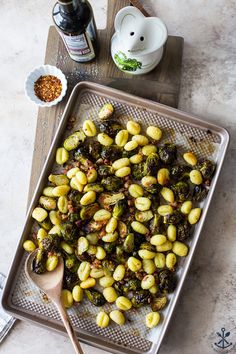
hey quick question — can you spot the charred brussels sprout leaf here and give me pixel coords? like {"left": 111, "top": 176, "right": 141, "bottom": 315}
{"left": 131, "top": 290, "right": 150, "bottom": 308}
{"left": 103, "top": 242, "right": 117, "bottom": 253}
{"left": 123, "top": 279, "right": 141, "bottom": 293}
{"left": 80, "top": 203, "right": 100, "bottom": 220}
{"left": 133, "top": 233, "right": 146, "bottom": 251}
{"left": 68, "top": 190, "right": 82, "bottom": 206}
{"left": 41, "top": 234, "right": 61, "bottom": 253}
{"left": 39, "top": 217, "right": 52, "bottom": 231}
{"left": 170, "top": 165, "right": 191, "bottom": 180}
{"left": 116, "top": 245, "right": 127, "bottom": 263}
{"left": 74, "top": 145, "right": 90, "bottom": 160}
{"left": 192, "top": 184, "right": 208, "bottom": 202}
{"left": 122, "top": 147, "right": 139, "bottom": 158}
{"left": 113, "top": 282, "right": 124, "bottom": 296}
{"left": 98, "top": 119, "right": 123, "bottom": 138}
{"left": 123, "top": 233, "right": 135, "bottom": 253}
{"left": 63, "top": 269, "right": 79, "bottom": 290}
{"left": 102, "top": 259, "right": 116, "bottom": 272}
{"left": 164, "top": 210, "right": 184, "bottom": 225}
{"left": 85, "top": 289, "right": 106, "bottom": 306}
{"left": 101, "top": 176, "right": 122, "bottom": 191}
{"left": 88, "top": 141, "right": 101, "bottom": 161}
{"left": 197, "top": 159, "right": 215, "bottom": 180}
{"left": 113, "top": 199, "right": 127, "bottom": 218}
{"left": 144, "top": 153, "right": 160, "bottom": 176}
{"left": 132, "top": 163, "right": 145, "bottom": 180}
{"left": 177, "top": 221, "right": 191, "bottom": 241}
{"left": 159, "top": 143, "right": 177, "bottom": 165}
{"left": 61, "top": 222, "right": 78, "bottom": 242}
{"left": 171, "top": 181, "right": 190, "bottom": 202}
{"left": 101, "top": 145, "right": 122, "bottom": 162}
{"left": 149, "top": 214, "right": 163, "bottom": 234}
{"left": 145, "top": 184, "right": 161, "bottom": 195}
{"left": 32, "top": 249, "right": 47, "bottom": 274}
{"left": 151, "top": 296, "right": 168, "bottom": 311}
{"left": 159, "top": 269, "right": 176, "bottom": 293}
{"left": 98, "top": 165, "right": 114, "bottom": 177}
{"left": 68, "top": 213, "right": 80, "bottom": 223}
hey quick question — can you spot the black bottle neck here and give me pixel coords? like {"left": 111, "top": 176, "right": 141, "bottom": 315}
{"left": 58, "top": 0, "right": 82, "bottom": 14}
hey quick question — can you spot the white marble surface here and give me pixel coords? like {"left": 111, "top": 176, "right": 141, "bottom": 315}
{"left": 0, "top": 1, "right": 236, "bottom": 353}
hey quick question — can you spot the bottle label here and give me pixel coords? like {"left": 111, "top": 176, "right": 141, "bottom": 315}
{"left": 61, "top": 20, "right": 96, "bottom": 62}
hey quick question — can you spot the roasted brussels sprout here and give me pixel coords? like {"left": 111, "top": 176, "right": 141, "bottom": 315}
{"left": 102, "top": 259, "right": 116, "bottom": 272}
{"left": 98, "top": 165, "right": 114, "bottom": 177}
{"left": 171, "top": 181, "right": 190, "bottom": 202}
{"left": 131, "top": 290, "right": 150, "bottom": 308}
{"left": 32, "top": 249, "right": 47, "bottom": 274}
{"left": 74, "top": 145, "right": 90, "bottom": 160}
{"left": 113, "top": 199, "right": 127, "bottom": 218}
{"left": 61, "top": 222, "right": 78, "bottom": 242}
{"left": 65, "top": 255, "right": 78, "bottom": 270}
{"left": 98, "top": 192, "right": 125, "bottom": 207}
{"left": 145, "top": 184, "right": 161, "bottom": 195}
{"left": 115, "top": 245, "right": 127, "bottom": 263}
{"left": 123, "top": 233, "right": 135, "bottom": 253}
{"left": 123, "top": 279, "right": 141, "bottom": 293}
{"left": 38, "top": 217, "right": 52, "bottom": 231}
{"left": 98, "top": 119, "right": 122, "bottom": 138}
{"left": 80, "top": 203, "right": 100, "bottom": 220}
{"left": 159, "top": 269, "right": 176, "bottom": 293}
{"left": 197, "top": 159, "right": 215, "bottom": 180}
{"left": 177, "top": 221, "right": 191, "bottom": 241}
{"left": 164, "top": 210, "right": 184, "bottom": 225}
{"left": 132, "top": 163, "right": 145, "bottom": 180}
{"left": 84, "top": 220, "right": 104, "bottom": 233}
{"left": 151, "top": 295, "right": 168, "bottom": 311}
{"left": 192, "top": 184, "right": 208, "bottom": 202}
{"left": 149, "top": 214, "right": 163, "bottom": 234}
{"left": 88, "top": 141, "right": 101, "bottom": 161}
{"left": 41, "top": 234, "right": 61, "bottom": 253}
{"left": 85, "top": 289, "right": 106, "bottom": 306}
{"left": 63, "top": 269, "right": 79, "bottom": 290}
{"left": 103, "top": 242, "right": 117, "bottom": 254}
{"left": 68, "top": 190, "right": 82, "bottom": 206}
{"left": 101, "top": 145, "right": 122, "bottom": 162}
{"left": 144, "top": 153, "right": 160, "bottom": 176}
{"left": 170, "top": 165, "right": 191, "bottom": 180}
{"left": 113, "top": 282, "right": 124, "bottom": 296}
{"left": 68, "top": 213, "right": 80, "bottom": 223}
{"left": 101, "top": 176, "right": 122, "bottom": 192}
{"left": 159, "top": 143, "right": 177, "bottom": 165}
{"left": 39, "top": 196, "right": 56, "bottom": 210}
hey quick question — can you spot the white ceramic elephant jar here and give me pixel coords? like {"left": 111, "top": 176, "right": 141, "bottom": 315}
{"left": 111, "top": 6, "right": 168, "bottom": 75}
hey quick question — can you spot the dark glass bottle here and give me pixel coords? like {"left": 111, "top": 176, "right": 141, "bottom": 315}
{"left": 52, "top": 0, "right": 98, "bottom": 63}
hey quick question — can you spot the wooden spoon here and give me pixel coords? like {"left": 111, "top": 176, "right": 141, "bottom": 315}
{"left": 25, "top": 251, "right": 84, "bottom": 354}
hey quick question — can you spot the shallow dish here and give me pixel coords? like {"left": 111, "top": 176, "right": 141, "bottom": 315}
{"left": 2, "top": 82, "right": 229, "bottom": 354}
{"left": 25, "top": 65, "right": 67, "bottom": 107}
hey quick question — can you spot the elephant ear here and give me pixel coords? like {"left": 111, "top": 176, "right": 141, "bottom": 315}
{"left": 114, "top": 6, "right": 144, "bottom": 33}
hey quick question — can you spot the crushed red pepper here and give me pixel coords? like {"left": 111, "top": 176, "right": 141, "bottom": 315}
{"left": 34, "top": 75, "right": 62, "bottom": 102}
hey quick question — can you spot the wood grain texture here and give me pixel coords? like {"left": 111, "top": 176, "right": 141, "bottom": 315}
{"left": 27, "top": 0, "right": 183, "bottom": 204}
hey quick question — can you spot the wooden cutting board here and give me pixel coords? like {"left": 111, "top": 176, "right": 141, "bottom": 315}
{"left": 27, "top": 0, "right": 183, "bottom": 203}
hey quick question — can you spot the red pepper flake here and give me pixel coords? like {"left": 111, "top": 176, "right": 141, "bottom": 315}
{"left": 34, "top": 75, "right": 62, "bottom": 102}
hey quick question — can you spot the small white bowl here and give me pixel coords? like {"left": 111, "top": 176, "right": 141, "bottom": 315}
{"left": 25, "top": 65, "right": 67, "bottom": 107}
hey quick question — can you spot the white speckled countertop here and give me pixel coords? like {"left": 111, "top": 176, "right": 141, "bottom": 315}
{"left": 0, "top": 1, "right": 236, "bottom": 353}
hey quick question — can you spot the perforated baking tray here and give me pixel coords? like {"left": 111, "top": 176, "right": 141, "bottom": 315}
{"left": 2, "top": 82, "right": 229, "bottom": 354}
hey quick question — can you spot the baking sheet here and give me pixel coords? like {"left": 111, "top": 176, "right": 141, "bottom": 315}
{"left": 2, "top": 82, "right": 229, "bottom": 354}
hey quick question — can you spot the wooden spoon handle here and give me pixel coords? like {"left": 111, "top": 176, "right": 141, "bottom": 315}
{"left": 55, "top": 302, "right": 84, "bottom": 354}
{"left": 130, "top": 0, "right": 151, "bottom": 17}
